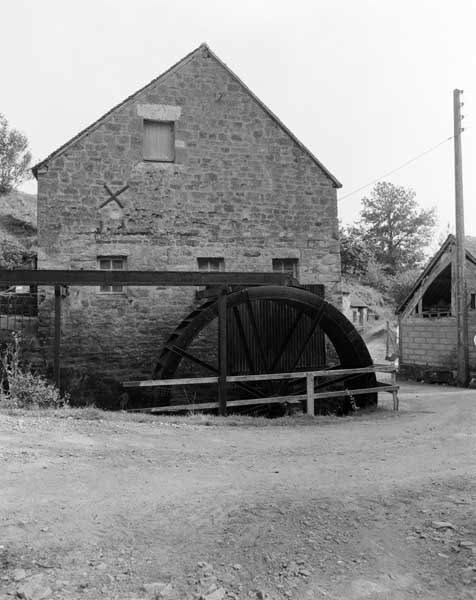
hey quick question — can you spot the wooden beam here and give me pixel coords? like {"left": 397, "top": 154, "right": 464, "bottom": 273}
{"left": 131, "top": 384, "right": 399, "bottom": 414}
{"left": 143, "top": 395, "right": 307, "bottom": 413}
{"left": 53, "top": 286, "right": 61, "bottom": 388}
{"left": 228, "top": 365, "right": 396, "bottom": 381}
{"left": 218, "top": 287, "right": 228, "bottom": 416}
{"left": 313, "top": 385, "right": 397, "bottom": 400}
{"left": 0, "top": 270, "right": 292, "bottom": 287}
{"left": 123, "top": 376, "right": 219, "bottom": 388}
{"left": 122, "top": 365, "right": 397, "bottom": 389}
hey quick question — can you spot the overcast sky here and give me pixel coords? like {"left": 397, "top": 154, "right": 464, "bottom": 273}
{"left": 2, "top": 0, "right": 475, "bottom": 241}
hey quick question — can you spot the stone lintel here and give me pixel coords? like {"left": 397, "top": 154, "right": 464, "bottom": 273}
{"left": 137, "top": 104, "right": 182, "bottom": 121}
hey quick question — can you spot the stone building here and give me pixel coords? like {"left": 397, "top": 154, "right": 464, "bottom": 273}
{"left": 342, "top": 287, "right": 369, "bottom": 332}
{"left": 397, "top": 234, "right": 476, "bottom": 382}
{"left": 32, "top": 44, "right": 342, "bottom": 404}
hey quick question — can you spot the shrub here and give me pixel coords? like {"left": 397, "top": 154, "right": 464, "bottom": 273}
{"left": 0, "top": 333, "right": 69, "bottom": 408}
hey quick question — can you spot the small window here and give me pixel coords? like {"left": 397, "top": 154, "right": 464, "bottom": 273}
{"left": 272, "top": 258, "right": 299, "bottom": 279}
{"left": 471, "top": 293, "right": 476, "bottom": 310}
{"left": 197, "top": 257, "right": 225, "bottom": 272}
{"left": 98, "top": 256, "right": 126, "bottom": 293}
{"left": 143, "top": 120, "right": 174, "bottom": 162}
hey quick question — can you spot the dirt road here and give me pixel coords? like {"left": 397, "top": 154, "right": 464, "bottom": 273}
{"left": 1, "top": 384, "right": 476, "bottom": 599}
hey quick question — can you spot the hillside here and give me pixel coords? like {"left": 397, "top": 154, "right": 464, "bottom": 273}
{"left": 0, "top": 190, "right": 37, "bottom": 250}
{"left": 342, "top": 277, "right": 398, "bottom": 363}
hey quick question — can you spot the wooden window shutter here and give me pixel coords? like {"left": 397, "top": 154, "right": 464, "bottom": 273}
{"left": 143, "top": 121, "right": 175, "bottom": 161}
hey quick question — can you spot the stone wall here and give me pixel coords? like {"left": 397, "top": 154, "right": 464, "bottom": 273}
{"left": 36, "top": 47, "right": 341, "bottom": 405}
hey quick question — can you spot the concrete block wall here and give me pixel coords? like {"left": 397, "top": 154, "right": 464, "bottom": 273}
{"left": 36, "top": 47, "right": 341, "bottom": 405}
{"left": 400, "top": 317, "right": 457, "bottom": 371}
{"left": 399, "top": 314, "right": 476, "bottom": 381}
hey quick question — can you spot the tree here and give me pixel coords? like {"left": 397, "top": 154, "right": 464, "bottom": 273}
{"left": 0, "top": 114, "right": 32, "bottom": 195}
{"left": 386, "top": 268, "right": 423, "bottom": 306}
{"left": 357, "top": 181, "right": 436, "bottom": 276}
{"left": 340, "top": 225, "right": 371, "bottom": 276}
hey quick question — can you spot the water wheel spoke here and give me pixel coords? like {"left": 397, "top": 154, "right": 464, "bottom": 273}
{"left": 289, "top": 305, "right": 326, "bottom": 372}
{"left": 169, "top": 345, "right": 266, "bottom": 399}
{"left": 276, "top": 306, "right": 325, "bottom": 395}
{"left": 269, "top": 310, "right": 304, "bottom": 372}
{"left": 244, "top": 293, "right": 269, "bottom": 373}
{"left": 169, "top": 345, "right": 218, "bottom": 374}
{"left": 233, "top": 306, "right": 256, "bottom": 374}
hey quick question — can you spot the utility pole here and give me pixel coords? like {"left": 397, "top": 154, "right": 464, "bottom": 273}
{"left": 453, "top": 88, "right": 469, "bottom": 386}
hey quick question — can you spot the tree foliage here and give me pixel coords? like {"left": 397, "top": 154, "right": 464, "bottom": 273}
{"left": 340, "top": 226, "right": 371, "bottom": 277}
{"left": 0, "top": 114, "right": 32, "bottom": 195}
{"left": 357, "top": 181, "right": 436, "bottom": 276}
{"left": 340, "top": 182, "right": 437, "bottom": 305}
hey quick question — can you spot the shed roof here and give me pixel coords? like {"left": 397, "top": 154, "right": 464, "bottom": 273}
{"left": 396, "top": 234, "right": 476, "bottom": 314}
{"left": 349, "top": 294, "right": 368, "bottom": 308}
{"left": 32, "top": 44, "right": 342, "bottom": 188}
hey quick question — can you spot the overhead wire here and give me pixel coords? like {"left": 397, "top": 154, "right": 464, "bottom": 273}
{"left": 338, "top": 135, "right": 455, "bottom": 201}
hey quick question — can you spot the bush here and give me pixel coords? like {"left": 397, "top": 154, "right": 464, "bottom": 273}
{"left": 386, "top": 268, "right": 422, "bottom": 307}
{"left": 0, "top": 333, "right": 69, "bottom": 409}
{"left": 0, "top": 239, "right": 29, "bottom": 269}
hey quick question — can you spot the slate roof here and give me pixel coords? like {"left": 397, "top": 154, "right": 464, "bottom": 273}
{"left": 32, "top": 44, "right": 341, "bottom": 188}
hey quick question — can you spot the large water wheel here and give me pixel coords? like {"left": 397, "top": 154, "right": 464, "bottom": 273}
{"left": 151, "top": 286, "right": 376, "bottom": 414}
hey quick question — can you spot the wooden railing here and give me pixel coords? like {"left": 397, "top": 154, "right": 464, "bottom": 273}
{"left": 123, "top": 364, "right": 399, "bottom": 413}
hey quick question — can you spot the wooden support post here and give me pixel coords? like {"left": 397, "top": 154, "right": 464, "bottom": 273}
{"left": 53, "top": 285, "right": 61, "bottom": 389}
{"left": 391, "top": 369, "right": 398, "bottom": 411}
{"left": 386, "top": 321, "right": 389, "bottom": 357}
{"left": 306, "top": 372, "right": 314, "bottom": 415}
{"left": 218, "top": 287, "right": 227, "bottom": 416}
{"left": 454, "top": 88, "right": 469, "bottom": 386}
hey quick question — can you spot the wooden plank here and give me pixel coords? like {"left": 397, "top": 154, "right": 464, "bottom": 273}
{"left": 53, "top": 286, "right": 61, "bottom": 388}
{"left": 0, "top": 270, "right": 291, "bottom": 287}
{"left": 122, "top": 365, "right": 397, "bottom": 389}
{"left": 218, "top": 288, "right": 227, "bottom": 416}
{"left": 227, "top": 365, "right": 396, "bottom": 383}
{"left": 313, "top": 385, "right": 398, "bottom": 400}
{"left": 134, "top": 386, "right": 398, "bottom": 414}
{"left": 123, "top": 376, "right": 219, "bottom": 388}
{"left": 144, "top": 395, "right": 307, "bottom": 413}
{"left": 128, "top": 385, "right": 399, "bottom": 414}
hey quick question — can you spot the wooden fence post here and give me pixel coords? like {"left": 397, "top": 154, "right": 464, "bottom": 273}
{"left": 53, "top": 285, "right": 61, "bottom": 389}
{"left": 218, "top": 287, "right": 227, "bottom": 416}
{"left": 391, "top": 368, "right": 398, "bottom": 411}
{"left": 306, "top": 372, "right": 314, "bottom": 415}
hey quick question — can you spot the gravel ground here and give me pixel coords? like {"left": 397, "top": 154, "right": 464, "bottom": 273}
{"left": 1, "top": 383, "right": 476, "bottom": 599}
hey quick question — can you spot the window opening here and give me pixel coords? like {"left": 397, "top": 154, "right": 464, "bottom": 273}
{"left": 197, "top": 258, "right": 225, "bottom": 272}
{"left": 272, "top": 258, "right": 299, "bottom": 279}
{"left": 143, "top": 120, "right": 175, "bottom": 162}
{"left": 98, "top": 256, "right": 126, "bottom": 293}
